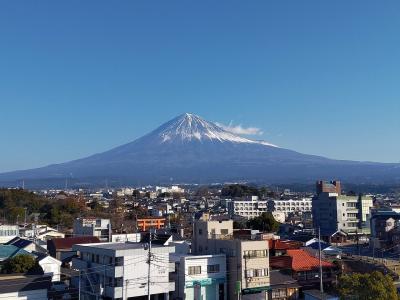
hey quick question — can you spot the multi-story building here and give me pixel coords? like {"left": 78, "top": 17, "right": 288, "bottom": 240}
{"left": 268, "top": 198, "right": 312, "bottom": 216}
{"left": 312, "top": 181, "right": 373, "bottom": 237}
{"left": 0, "top": 225, "right": 19, "bottom": 244}
{"left": 228, "top": 196, "right": 268, "bottom": 219}
{"left": 192, "top": 216, "right": 270, "bottom": 300}
{"left": 171, "top": 254, "right": 227, "bottom": 300}
{"left": 72, "top": 242, "right": 175, "bottom": 299}
{"left": 137, "top": 217, "right": 166, "bottom": 232}
{"left": 369, "top": 209, "right": 400, "bottom": 249}
{"left": 73, "top": 218, "right": 111, "bottom": 242}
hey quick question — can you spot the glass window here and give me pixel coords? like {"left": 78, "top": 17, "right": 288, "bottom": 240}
{"left": 188, "top": 266, "right": 201, "bottom": 275}
{"left": 207, "top": 264, "right": 220, "bottom": 273}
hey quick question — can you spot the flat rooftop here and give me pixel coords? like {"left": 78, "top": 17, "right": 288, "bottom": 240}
{"left": 76, "top": 242, "right": 165, "bottom": 251}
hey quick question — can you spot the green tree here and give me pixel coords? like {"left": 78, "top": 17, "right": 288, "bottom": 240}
{"left": 4, "top": 255, "right": 37, "bottom": 274}
{"left": 337, "top": 271, "right": 399, "bottom": 300}
{"left": 246, "top": 212, "right": 280, "bottom": 232}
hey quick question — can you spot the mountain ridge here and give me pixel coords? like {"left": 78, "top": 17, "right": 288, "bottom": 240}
{"left": 0, "top": 113, "right": 399, "bottom": 188}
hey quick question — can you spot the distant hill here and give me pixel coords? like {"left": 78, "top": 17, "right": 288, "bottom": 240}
{"left": 1, "top": 113, "right": 399, "bottom": 188}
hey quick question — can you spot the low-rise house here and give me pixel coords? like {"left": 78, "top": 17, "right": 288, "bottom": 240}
{"left": 268, "top": 269, "right": 300, "bottom": 300}
{"left": 270, "top": 249, "right": 335, "bottom": 290}
{"left": 5, "top": 237, "right": 47, "bottom": 254}
{"left": 0, "top": 275, "right": 51, "bottom": 300}
{"left": 47, "top": 236, "right": 100, "bottom": 263}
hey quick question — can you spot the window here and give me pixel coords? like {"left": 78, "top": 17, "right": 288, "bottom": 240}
{"left": 198, "top": 229, "right": 203, "bottom": 235}
{"left": 115, "top": 257, "right": 124, "bottom": 266}
{"left": 207, "top": 264, "right": 220, "bottom": 273}
{"left": 188, "top": 266, "right": 201, "bottom": 275}
{"left": 221, "top": 229, "right": 229, "bottom": 235}
{"left": 246, "top": 269, "right": 254, "bottom": 278}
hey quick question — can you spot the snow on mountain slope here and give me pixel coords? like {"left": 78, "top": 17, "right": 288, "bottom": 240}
{"left": 151, "top": 113, "right": 278, "bottom": 146}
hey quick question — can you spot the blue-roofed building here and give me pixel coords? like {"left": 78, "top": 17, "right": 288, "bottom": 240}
{"left": 0, "top": 245, "right": 31, "bottom": 262}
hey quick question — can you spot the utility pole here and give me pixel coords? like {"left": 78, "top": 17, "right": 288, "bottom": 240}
{"left": 318, "top": 227, "right": 324, "bottom": 293}
{"left": 147, "top": 229, "right": 153, "bottom": 300}
{"left": 24, "top": 208, "right": 27, "bottom": 227}
{"left": 78, "top": 270, "right": 81, "bottom": 300}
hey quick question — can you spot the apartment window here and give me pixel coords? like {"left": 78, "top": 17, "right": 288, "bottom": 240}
{"left": 115, "top": 277, "right": 123, "bottom": 287}
{"left": 246, "top": 269, "right": 254, "bottom": 278}
{"left": 115, "top": 257, "right": 124, "bottom": 266}
{"left": 221, "top": 229, "right": 229, "bottom": 235}
{"left": 243, "top": 250, "right": 267, "bottom": 258}
{"left": 207, "top": 264, "right": 220, "bottom": 273}
{"left": 254, "top": 268, "right": 268, "bottom": 277}
{"left": 188, "top": 266, "right": 201, "bottom": 275}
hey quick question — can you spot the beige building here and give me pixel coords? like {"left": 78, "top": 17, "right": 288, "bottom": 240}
{"left": 192, "top": 216, "right": 270, "bottom": 300}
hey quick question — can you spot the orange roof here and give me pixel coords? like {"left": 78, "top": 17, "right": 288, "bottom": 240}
{"left": 268, "top": 239, "right": 302, "bottom": 250}
{"left": 270, "top": 249, "right": 334, "bottom": 272}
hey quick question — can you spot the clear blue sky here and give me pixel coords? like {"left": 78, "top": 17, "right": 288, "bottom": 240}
{"left": 1, "top": 1, "right": 399, "bottom": 172}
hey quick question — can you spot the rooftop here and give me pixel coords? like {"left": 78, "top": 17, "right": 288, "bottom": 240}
{"left": 76, "top": 242, "right": 165, "bottom": 251}
{"left": 270, "top": 249, "right": 334, "bottom": 272}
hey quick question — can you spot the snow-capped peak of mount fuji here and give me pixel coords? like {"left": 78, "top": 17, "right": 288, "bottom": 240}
{"left": 152, "top": 113, "right": 278, "bottom": 147}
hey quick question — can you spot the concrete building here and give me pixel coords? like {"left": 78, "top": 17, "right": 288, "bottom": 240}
{"left": 369, "top": 209, "right": 400, "bottom": 249}
{"left": 312, "top": 181, "right": 373, "bottom": 237}
{"left": 0, "top": 225, "right": 19, "bottom": 244}
{"left": 171, "top": 254, "right": 227, "bottom": 300}
{"left": 0, "top": 275, "right": 51, "bottom": 300}
{"left": 73, "top": 218, "right": 111, "bottom": 242}
{"left": 72, "top": 242, "right": 175, "bottom": 299}
{"left": 268, "top": 198, "right": 312, "bottom": 216}
{"left": 228, "top": 196, "right": 268, "bottom": 219}
{"left": 192, "top": 217, "right": 270, "bottom": 300}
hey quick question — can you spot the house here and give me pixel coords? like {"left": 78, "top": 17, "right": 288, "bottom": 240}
{"left": 268, "top": 239, "right": 302, "bottom": 257}
{"left": 5, "top": 237, "right": 47, "bottom": 254}
{"left": 268, "top": 269, "right": 300, "bottom": 300}
{"left": 0, "top": 275, "right": 51, "bottom": 300}
{"left": 47, "top": 236, "right": 100, "bottom": 263}
{"left": 270, "top": 249, "right": 336, "bottom": 290}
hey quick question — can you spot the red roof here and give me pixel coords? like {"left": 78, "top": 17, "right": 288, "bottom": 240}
{"left": 270, "top": 249, "right": 334, "bottom": 272}
{"left": 268, "top": 239, "right": 302, "bottom": 250}
{"left": 49, "top": 236, "right": 100, "bottom": 250}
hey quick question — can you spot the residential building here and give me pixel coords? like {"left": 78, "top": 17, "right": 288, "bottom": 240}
{"left": 47, "top": 236, "right": 100, "bottom": 262}
{"left": 111, "top": 233, "right": 141, "bottom": 243}
{"left": 268, "top": 270, "right": 300, "bottom": 300}
{"left": 171, "top": 254, "right": 227, "bottom": 300}
{"left": 137, "top": 217, "right": 166, "bottom": 231}
{"left": 369, "top": 209, "right": 400, "bottom": 249}
{"left": 228, "top": 196, "right": 268, "bottom": 219}
{"left": 71, "top": 242, "right": 175, "bottom": 299}
{"left": 268, "top": 198, "right": 312, "bottom": 216}
{"left": 192, "top": 217, "right": 270, "bottom": 300}
{"left": 0, "top": 275, "right": 51, "bottom": 300}
{"left": 312, "top": 181, "right": 373, "bottom": 237}
{"left": 73, "top": 218, "right": 111, "bottom": 242}
{"left": 270, "top": 249, "right": 335, "bottom": 290}
{"left": 0, "top": 225, "right": 19, "bottom": 244}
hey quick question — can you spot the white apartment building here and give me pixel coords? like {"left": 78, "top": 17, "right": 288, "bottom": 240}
{"left": 268, "top": 198, "right": 312, "bottom": 216}
{"left": 192, "top": 217, "right": 270, "bottom": 300}
{"left": 72, "top": 242, "right": 175, "bottom": 299}
{"left": 0, "top": 225, "right": 19, "bottom": 244}
{"left": 171, "top": 254, "right": 227, "bottom": 300}
{"left": 73, "top": 218, "right": 111, "bottom": 242}
{"left": 228, "top": 196, "right": 268, "bottom": 219}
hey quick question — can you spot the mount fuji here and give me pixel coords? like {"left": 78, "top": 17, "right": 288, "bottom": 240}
{"left": 1, "top": 113, "right": 399, "bottom": 187}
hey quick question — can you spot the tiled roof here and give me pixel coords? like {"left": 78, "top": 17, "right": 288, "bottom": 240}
{"left": 48, "top": 236, "right": 100, "bottom": 250}
{"left": 270, "top": 249, "right": 334, "bottom": 272}
{"left": 268, "top": 239, "right": 302, "bottom": 250}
